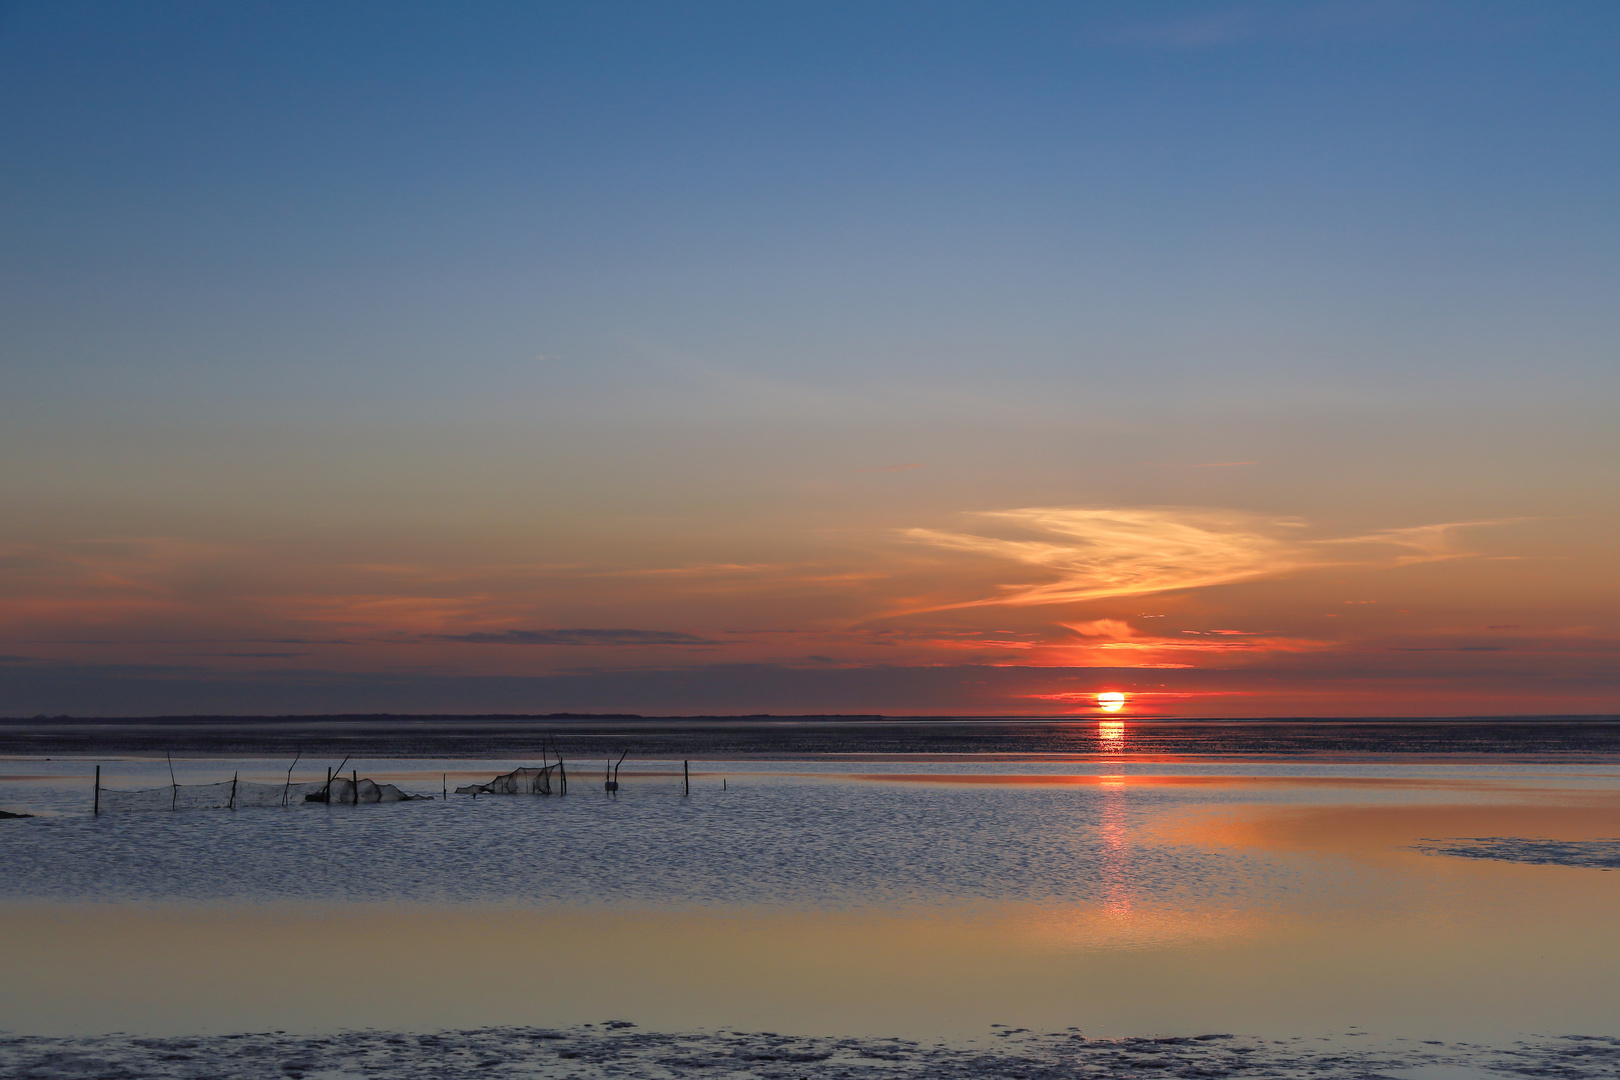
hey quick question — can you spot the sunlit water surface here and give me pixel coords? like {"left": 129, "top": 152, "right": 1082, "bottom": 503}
{"left": 2, "top": 752, "right": 1618, "bottom": 1045}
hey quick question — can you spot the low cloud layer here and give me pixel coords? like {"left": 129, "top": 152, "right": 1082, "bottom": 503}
{"left": 432, "top": 629, "right": 720, "bottom": 646}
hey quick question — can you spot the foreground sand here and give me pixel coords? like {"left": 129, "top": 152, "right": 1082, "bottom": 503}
{"left": 3, "top": 1025, "right": 1618, "bottom": 1080}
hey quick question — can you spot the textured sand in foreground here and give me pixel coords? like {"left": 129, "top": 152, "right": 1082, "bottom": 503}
{"left": 3, "top": 1026, "right": 1617, "bottom": 1079}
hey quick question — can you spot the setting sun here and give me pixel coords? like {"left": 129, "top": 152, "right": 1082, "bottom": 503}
{"left": 1097, "top": 691, "right": 1127, "bottom": 712}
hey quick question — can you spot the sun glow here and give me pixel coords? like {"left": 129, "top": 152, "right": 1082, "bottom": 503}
{"left": 1097, "top": 691, "right": 1126, "bottom": 712}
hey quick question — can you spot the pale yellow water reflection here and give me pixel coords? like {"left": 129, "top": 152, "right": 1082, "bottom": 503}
{"left": 4, "top": 790, "right": 1617, "bottom": 1040}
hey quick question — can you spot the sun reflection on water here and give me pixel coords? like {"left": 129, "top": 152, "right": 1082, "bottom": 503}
{"left": 1098, "top": 775, "right": 1131, "bottom": 921}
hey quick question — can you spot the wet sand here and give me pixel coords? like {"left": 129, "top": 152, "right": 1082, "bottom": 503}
{"left": 4, "top": 1025, "right": 1618, "bottom": 1080}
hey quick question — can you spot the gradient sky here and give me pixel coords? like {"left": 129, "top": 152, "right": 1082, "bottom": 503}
{"left": 2, "top": 1, "right": 1618, "bottom": 717}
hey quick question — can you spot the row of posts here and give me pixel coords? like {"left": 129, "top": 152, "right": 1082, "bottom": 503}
{"left": 92, "top": 756, "right": 707, "bottom": 814}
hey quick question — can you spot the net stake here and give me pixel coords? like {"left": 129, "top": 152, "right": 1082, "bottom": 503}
{"left": 284, "top": 749, "right": 301, "bottom": 808}
{"left": 684, "top": 759, "right": 690, "bottom": 796}
{"left": 229, "top": 771, "right": 238, "bottom": 810}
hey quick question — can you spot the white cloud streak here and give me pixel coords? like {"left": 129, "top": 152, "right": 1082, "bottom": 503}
{"left": 904, "top": 507, "right": 1498, "bottom": 608}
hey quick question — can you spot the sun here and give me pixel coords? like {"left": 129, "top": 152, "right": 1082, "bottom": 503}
{"left": 1097, "top": 691, "right": 1126, "bottom": 713}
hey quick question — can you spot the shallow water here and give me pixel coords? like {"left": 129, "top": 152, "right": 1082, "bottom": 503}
{"left": 2, "top": 750, "right": 1618, "bottom": 1048}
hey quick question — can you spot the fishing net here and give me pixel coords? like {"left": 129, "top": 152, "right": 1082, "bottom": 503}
{"left": 96, "top": 777, "right": 429, "bottom": 812}
{"left": 307, "top": 777, "right": 426, "bottom": 804}
{"left": 455, "top": 765, "right": 560, "bottom": 796}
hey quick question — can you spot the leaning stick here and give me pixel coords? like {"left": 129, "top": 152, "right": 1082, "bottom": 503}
{"left": 326, "top": 756, "right": 351, "bottom": 804}
{"left": 167, "top": 751, "right": 178, "bottom": 810}
{"left": 284, "top": 749, "right": 301, "bottom": 807}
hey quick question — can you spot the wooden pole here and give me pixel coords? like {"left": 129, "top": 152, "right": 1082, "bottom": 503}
{"left": 443, "top": 773, "right": 447, "bottom": 800}
{"left": 94, "top": 765, "right": 100, "bottom": 816}
{"left": 684, "top": 759, "right": 689, "bottom": 796}
{"left": 167, "top": 751, "right": 178, "bottom": 810}
{"left": 324, "top": 756, "right": 348, "bottom": 805}
{"left": 284, "top": 749, "right": 301, "bottom": 807}
{"left": 353, "top": 769, "right": 359, "bottom": 805}
{"left": 229, "top": 771, "right": 238, "bottom": 810}
{"left": 559, "top": 757, "right": 567, "bottom": 795}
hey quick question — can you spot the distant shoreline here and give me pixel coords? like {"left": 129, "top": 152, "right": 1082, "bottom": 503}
{"left": 2, "top": 714, "right": 1618, "bottom": 758}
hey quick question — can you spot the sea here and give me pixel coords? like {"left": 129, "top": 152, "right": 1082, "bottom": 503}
{"left": 1, "top": 716, "right": 1617, "bottom": 1079}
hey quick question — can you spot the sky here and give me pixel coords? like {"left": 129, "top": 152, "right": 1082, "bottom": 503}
{"left": 2, "top": 0, "right": 1618, "bottom": 717}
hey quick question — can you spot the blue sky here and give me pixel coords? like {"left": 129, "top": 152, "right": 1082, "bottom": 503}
{"left": 2, "top": 1, "right": 1617, "bottom": 715}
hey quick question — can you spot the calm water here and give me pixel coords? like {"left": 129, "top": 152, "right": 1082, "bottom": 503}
{"left": 2, "top": 743, "right": 1619, "bottom": 1044}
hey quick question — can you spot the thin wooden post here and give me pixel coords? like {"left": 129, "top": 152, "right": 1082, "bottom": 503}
{"left": 229, "top": 771, "right": 238, "bottom": 810}
{"left": 93, "top": 765, "right": 100, "bottom": 816}
{"left": 284, "top": 749, "right": 301, "bottom": 807}
{"left": 558, "top": 757, "right": 567, "bottom": 795}
{"left": 443, "top": 773, "right": 447, "bottom": 800}
{"left": 326, "top": 755, "right": 348, "bottom": 804}
{"left": 167, "top": 751, "right": 178, "bottom": 810}
{"left": 352, "top": 769, "right": 359, "bottom": 805}
{"left": 684, "top": 759, "right": 689, "bottom": 796}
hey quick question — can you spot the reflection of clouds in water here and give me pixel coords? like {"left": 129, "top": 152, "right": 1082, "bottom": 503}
{"left": 1020, "top": 774, "right": 1266, "bottom": 951}
{"left": 1023, "top": 902, "right": 1262, "bottom": 952}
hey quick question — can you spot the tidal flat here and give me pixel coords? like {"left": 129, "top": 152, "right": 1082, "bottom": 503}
{"left": 2, "top": 720, "right": 1618, "bottom": 1078}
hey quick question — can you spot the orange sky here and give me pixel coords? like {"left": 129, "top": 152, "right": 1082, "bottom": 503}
{"left": 2, "top": 466, "right": 1615, "bottom": 715}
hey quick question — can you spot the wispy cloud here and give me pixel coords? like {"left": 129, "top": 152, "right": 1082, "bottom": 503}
{"left": 903, "top": 506, "right": 1499, "bottom": 609}
{"left": 431, "top": 628, "right": 720, "bottom": 647}
{"left": 1110, "top": 4, "right": 1272, "bottom": 48}
{"left": 1060, "top": 618, "right": 1322, "bottom": 657}
{"left": 905, "top": 507, "right": 1304, "bottom": 607}
{"left": 1107, "top": 0, "right": 1434, "bottom": 50}
{"left": 1317, "top": 521, "right": 1505, "bottom": 566}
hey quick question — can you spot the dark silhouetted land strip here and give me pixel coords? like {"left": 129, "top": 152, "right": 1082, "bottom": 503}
{"left": 2, "top": 714, "right": 1619, "bottom": 759}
